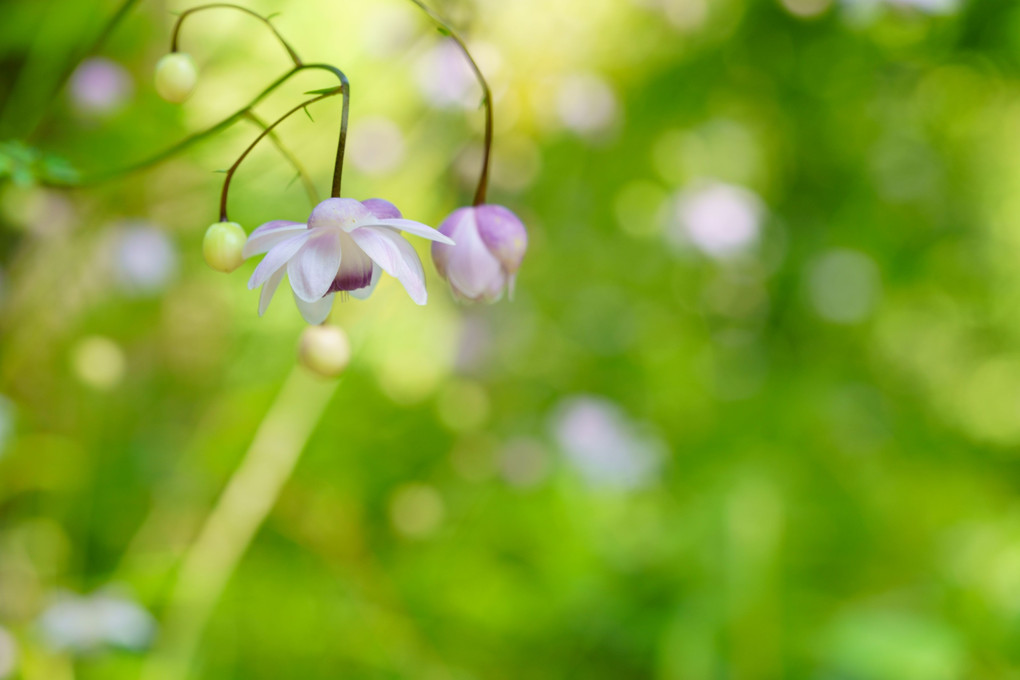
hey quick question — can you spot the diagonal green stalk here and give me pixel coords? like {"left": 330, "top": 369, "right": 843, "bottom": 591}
{"left": 245, "top": 111, "right": 320, "bottom": 207}
{"left": 19, "top": 0, "right": 143, "bottom": 141}
{"left": 405, "top": 0, "right": 493, "bottom": 206}
{"left": 45, "top": 63, "right": 350, "bottom": 194}
{"left": 139, "top": 367, "right": 339, "bottom": 680}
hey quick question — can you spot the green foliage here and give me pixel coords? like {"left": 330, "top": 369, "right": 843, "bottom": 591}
{"left": 0, "top": 0, "right": 1018, "bottom": 678}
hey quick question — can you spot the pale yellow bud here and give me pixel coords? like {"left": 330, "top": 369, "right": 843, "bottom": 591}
{"left": 202, "top": 221, "right": 246, "bottom": 273}
{"left": 298, "top": 325, "right": 351, "bottom": 378}
{"left": 154, "top": 53, "right": 198, "bottom": 104}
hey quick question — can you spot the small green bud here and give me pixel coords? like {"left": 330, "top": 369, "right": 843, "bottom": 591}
{"left": 154, "top": 53, "right": 198, "bottom": 104}
{"left": 298, "top": 325, "right": 351, "bottom": 378}
{"left": 202, "top": 221, "right": 246, "bottom": 273}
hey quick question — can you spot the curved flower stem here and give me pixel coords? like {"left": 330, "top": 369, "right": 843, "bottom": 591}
{"left": 46, "top": 67, "right": 298, "bottom": 187}
{"left": 406, "top": 0, "right": 492, "bottom": 206}
{"left": 170, "top": 3, "right": 302, "bottom": 67}
{"left": 218, "top": 63, "right": 349, "bottom": 220}
{"left": 46, "top": 63, "right": 349, "bottom": 191}
{"left": 244, "top": 111, "right": 320, "bottom": 207}
{"left": 139, "top": 367, "right": 339, "bottom": 680}
{"left": 219, "top": 89, "right": 340, "bottom": 221}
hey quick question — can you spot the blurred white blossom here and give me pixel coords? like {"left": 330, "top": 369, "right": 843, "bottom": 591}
{"left": 112, "top": 223, "right": 178, "bottom": 296}
{"left": 348, "top": 117, "right": 406, "bottom": 176}
{"left": 416, "top": 40, "right": 500, "bottom": 110}
{"left": 417, "top": 41, "right": 476, "bottom": 108}
{"left": 38, "top": 590, "right": 155, "bottom": 654}
{"left": 551, "top": 396, "right": 664, "bottom": 489}
{"left": 557, "top": 73, "right": 619, "bottom": 136}
{"left": 68, "top": 58, "right": 133, "bottom": 116}
{"left": 668, "top": 181, "right": 764, "bottom": 259}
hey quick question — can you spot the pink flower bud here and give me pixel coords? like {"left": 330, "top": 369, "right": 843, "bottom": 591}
{"left": 431, "top": 204, "right": 527, "bottom": 303}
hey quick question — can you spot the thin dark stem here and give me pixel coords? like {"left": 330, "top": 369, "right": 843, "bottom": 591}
{"left": 406, "top": 0, "right": 492, "bottom": 206}
{"left": 329, "top": 70, "right": 350, "bottom": 198}
{"left": 219, "top": 88, "right": 342, "bottom": 221}
{"left": 244, "top": 112, "right": 320, "bottom": 207}
{"left": 49, "top": 67, "right": 300, "bottom": 186}
{"left": 171, "top": 3, "right": 302, "bottom": 67}
{"left": 47, "top": 63, "right": 350, "bottom": 188}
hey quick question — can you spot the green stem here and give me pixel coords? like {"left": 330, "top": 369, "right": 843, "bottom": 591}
{"left": 219, "top": 87, "right": 343, "bottom": 221}
{"left": 170, "top": 3, "right": 302, "bottom": 67}
{"left": 21, "top": 0, "right": 143, "bottom": 141}
{"left": 406, "top": 0, "right": 492, "bottom": 206}
{"left": 245, "top": 111, "right": 320, "bottom": 207}
{"left": 138, "top": 367, "right": 339, "bottom": 680}
{"left": 45, "top": 62, "right": 349, "bottom": 189}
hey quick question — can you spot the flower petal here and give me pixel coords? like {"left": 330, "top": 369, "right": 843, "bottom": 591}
{"left": 432, "top": 207, "right": 474, "bottom": 279}
{"left": 349, "top": 227, "right": 402, "bottom": 276}
{"left": 288, "top": 232, "right": 342, "bottom": 302}
{"left": 350, "top": 227, "right": 427, "bottom": 304}
{"left": 361, "top": 198, "right": 402, "bottom": 220}
{"left": 308, "top": 197, "right": 372, "bottom": 231}
{"left": 248, "top": 232, "right": 309, "bottom": 290}
{"left": 349, "top": 263, "right": 381, "bottom": 300}
{"left": 372, "top": 218, "right": 455, "bottom": 244}
{"left": 243, "top": 220, "right": 306, "bottom": 258}
{"left": 475, "top": 204, "right": 527, "bottom": 274}
{"left": 258, "top": 267, "right": 285, "bottom": 316}
{"left": 327, "top": 232, "right": 375, "bottom": 292}
{"left": 445, "top": 213, "right": 503, "bottom": 299}
{"left": 294, "top": 291, "right": 334, "bottom": 324}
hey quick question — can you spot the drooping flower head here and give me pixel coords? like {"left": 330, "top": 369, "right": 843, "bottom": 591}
{"left": 431, "top": 204, "right": 527, "bottom": 303}
{"left": 244, "top": 197, "right": 453, "bottom": 324}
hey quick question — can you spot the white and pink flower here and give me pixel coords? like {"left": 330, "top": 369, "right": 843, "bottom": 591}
{"left": 243, "top": 197, "right": 453, "bottom": 323}
{"left": 431, "top": 204, "right": 527, "bottom": 303}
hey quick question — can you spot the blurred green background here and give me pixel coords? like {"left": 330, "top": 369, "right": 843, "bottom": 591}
{"left": 0, "top": 0, "right": 1018, "bottom": 677}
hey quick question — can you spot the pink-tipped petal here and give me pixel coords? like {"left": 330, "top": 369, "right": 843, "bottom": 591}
{"left": 288, "top": 232, "right": 342, "bottom": 302}
{"left": 351, "top": 227, "right": 427, "bottom": 304}
{"left": 350, "top": 227, "right": 403, "bottom": 276}
{"left": 294, "top": 291, "right": 335, "bottom": 324}
{"left": 373, "top": 218, "right": 455, "bottom": 244}
{"left": 243, "top": 220, "right": 305, "bottom": 258}
{"left": 475, "top": 204, "right": 528, "bottom": 274}
{"left": 384, "top": 231, "right": 428, "bottom": 305}
{"left": 308, "top": 197, "right": 373, "bottom": 231}
{"left": 349, "top": 263, "right": 381, "bottom": 300}
{"left": 248, "top": 232, "right": 309, "bottom": 290}
{"left": 361, "top": 198, "right": 402, "bottom": 220}
{"left": 258, "top": 267, "right": 285, "bottom": 316}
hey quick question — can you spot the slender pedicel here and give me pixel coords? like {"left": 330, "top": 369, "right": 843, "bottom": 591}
{"left": 219, "top": 84, "right": 344, "bottom": 221}
{"left": 405, "top": 0, "right": 492, "bottom": 206}
{"left": 48, "top": 63, "right": 346, "bottom": 188}
{"left": 170, "top": 3, "right": 302, "bottom": 67}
